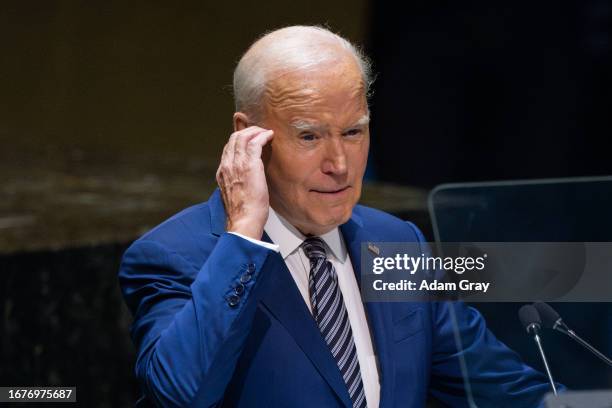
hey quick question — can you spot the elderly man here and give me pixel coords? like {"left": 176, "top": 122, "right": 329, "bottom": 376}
{"left": 119, "top": 26, "right": 556, "bottom": 407}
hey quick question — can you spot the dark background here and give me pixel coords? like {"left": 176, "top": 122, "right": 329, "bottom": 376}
{"left": 369, "top": 0, "right": 612, "bottom": 187}
{"left": 1, "top": 1, "right": 611, "bottom": 406}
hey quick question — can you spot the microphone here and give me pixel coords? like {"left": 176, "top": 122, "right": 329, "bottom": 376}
{"left": 534, "top": 301, "right": 612, "bottom": 367}
{"left": 518, "top": 304, "right": 558, "bottom": 395}
{"left": 519, "top": 304, "right": 542, "bottom": 335}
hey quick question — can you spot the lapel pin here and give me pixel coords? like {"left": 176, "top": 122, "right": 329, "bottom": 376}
{"left": 367, "top": 242, "right": 380, "bottom": 256}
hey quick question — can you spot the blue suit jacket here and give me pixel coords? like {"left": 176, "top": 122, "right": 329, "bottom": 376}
{"left": 118, "top": 189, "right": 556, "bottom": 407}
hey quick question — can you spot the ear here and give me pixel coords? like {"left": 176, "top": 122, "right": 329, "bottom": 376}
{"left": 233, "top": 112, "right": 249, "bottom": 132}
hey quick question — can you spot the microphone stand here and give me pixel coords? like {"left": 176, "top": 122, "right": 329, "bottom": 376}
{"left": 552, "top": 318, "right": 612, "bottom": 367}
{"left": 529, "top": 323, "right": 558, "bottom": 396}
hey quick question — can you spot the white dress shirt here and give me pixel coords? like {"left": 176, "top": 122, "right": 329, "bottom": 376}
{"left": 231, "top": 208, "right": 380, "bottom": 408}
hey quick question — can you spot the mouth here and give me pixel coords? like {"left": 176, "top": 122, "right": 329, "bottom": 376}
{"left": 311, "top": 186, "right": 351, "bottom": 196}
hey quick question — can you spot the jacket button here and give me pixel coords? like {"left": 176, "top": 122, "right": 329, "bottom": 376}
{"left": 234, "top": 283, "right": 245, "bottom": 295}
{"left": 247, "top": 263, "right": 256, "bottom": 272}
{"left": 240, "top": 272, "right": 252, "bottom": 283}
{"left": 227, "top": 294, "right": 240, "bottom": 307}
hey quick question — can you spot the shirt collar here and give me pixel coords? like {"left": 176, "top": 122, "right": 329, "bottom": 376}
{"left": 264, "top": 207, "right": 347, "bottom": 263}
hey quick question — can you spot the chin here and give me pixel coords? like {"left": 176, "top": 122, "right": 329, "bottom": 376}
{"left": 317, "top": 206, "right": 353, "bottom": 229}
{"left": 294, "top": 200, "right": 357, "bottom": 235}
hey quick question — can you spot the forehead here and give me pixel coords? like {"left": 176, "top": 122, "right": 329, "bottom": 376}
{"left": 263, "top": 60, "right": 368, "bottom": 123}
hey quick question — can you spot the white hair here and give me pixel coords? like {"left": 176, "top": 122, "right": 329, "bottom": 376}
{"left": 232, "top": 25, "right": 374, "bottom": 119}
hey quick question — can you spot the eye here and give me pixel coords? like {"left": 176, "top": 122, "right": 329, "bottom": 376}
{"left": 343, "top": 128, "right": 362, "bottom": 137}
{"left": 300, "top": 133, "right": 317, "bottom": 141}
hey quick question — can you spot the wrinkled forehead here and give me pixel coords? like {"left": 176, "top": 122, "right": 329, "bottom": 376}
{"left": 263, "top": 60, "right": 368, "bottom": 117}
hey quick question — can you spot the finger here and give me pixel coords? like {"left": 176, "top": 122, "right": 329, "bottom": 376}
{"left": 224, "top": 132, "right": 239, "bottom": 165}
{"left": 231, "top": 126, "right": 269, "bottom": 146}
{"left": 246, "top": 129, "right": 274, "bottom": 158}
{"left": 216, "top": 168, "right": 224, "bottom": 188}
{"left": 224, "top": 126, "right": 263, "bottom": 162}
{"left": 234, "top": 126, "right": 272, "bottom": 159}
{"left": 218, "top": 140, "right": 233, "bottom": 181}
{"left": 219, "top": 126, "right": 270, "bottom": 180}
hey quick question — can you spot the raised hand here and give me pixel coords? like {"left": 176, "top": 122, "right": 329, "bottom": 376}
{"left": 216, "top": 126, "right": 274, "bottom": 240}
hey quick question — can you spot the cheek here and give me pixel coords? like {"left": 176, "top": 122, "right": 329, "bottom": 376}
{"left": 359, "top": 135, "right": 370, "bottom": 166}
{"left": 348, "top": 141, "right": 369, "bottom": 179}
{"left": 274, "top": 143, "right": 317, "bottom": 179}
{"left": 266, "top": 150, "right": 314, "bottom": 195}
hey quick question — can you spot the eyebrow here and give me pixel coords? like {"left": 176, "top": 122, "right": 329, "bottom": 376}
{"left": 352, "top": 114, "right": 371, "bottom": 127}
{"left": 289, "top": 114, "right": 370, "bottom": 133}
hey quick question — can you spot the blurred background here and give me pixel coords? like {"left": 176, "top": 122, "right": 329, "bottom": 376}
{"left": 1, "top": 1, "right": 611, "bottom": 406}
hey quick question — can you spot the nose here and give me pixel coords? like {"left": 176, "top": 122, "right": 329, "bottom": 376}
{"left": 321, "top": 137, "right": 348, "bottom": 176}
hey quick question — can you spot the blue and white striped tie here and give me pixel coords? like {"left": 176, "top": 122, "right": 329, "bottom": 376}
{"left": 302, "top": 237, "right": 367, "bottom": 408}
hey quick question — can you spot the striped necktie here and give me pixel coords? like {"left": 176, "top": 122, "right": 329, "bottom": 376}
{"left": 301, "top": 237, "right": 367, "bottom": 408}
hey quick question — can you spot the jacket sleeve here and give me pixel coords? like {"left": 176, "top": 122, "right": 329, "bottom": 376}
{"left": 404, "top": 221, "right": 564, "bottom": 407}
{"left": 118, "top": 232, "right": 275, "bottom": 407}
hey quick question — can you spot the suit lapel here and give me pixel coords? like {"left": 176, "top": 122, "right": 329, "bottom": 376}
{"left": 208, "top": 189, "right": 352, "bottom": 407}
{"left": 208, "top": 189, "right": 396, "bottom": 407}
{"left": 341, "top": 212, "right": 396, "bottom": 408}
{"left": 258, "top": 247, "right": 353, "bottom": 407}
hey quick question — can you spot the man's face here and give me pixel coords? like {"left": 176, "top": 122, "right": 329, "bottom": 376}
{"left": 260, "top": 57, "right": 370, "bottom": 236}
